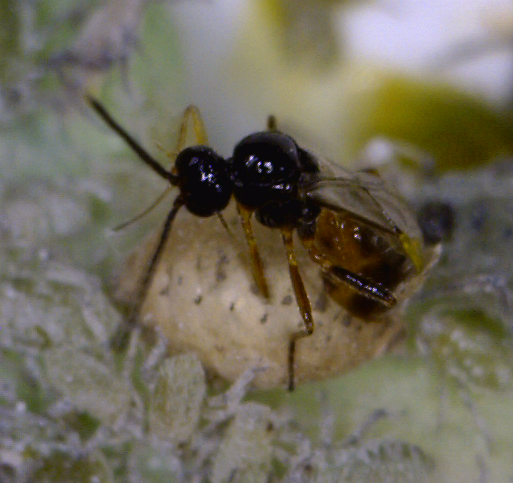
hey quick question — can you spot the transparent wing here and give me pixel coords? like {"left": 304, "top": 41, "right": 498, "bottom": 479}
{"left": 299, "top": 149, "right": 422, "bottom": 241}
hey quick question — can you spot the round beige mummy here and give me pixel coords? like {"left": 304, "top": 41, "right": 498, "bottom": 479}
{"left": 114, "top": 202, "right": 431, "bottom": 390}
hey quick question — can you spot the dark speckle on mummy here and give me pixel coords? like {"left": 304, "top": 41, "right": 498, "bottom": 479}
{"left": 314, "top": 291, "right": 328, "bottom": 312}
{"left": 159, "top": 283, "right": 170, "bottom": 297}
{"left": 281, "top": 295, "right": 293, "bottom": 306}
{"left": 260, "top": 313, "right": 268, "bottom": 324}
{"left": 177, "top": 275, "right": 183, "bottom": 286}
{"left": 194, "top": 295, "right": 203, "bottom": 305}
{"left": 341, "top": 313, "right": 352, "bottom": 327}
{"left": 216, "top": 251, "right": 229, "bottom": 282}
{"left": 229, "top": 302, "right": 235, "bottom": 311}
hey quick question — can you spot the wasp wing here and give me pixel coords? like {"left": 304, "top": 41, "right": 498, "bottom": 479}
{"left": 299, "top": 149, "right": 422, "bottom": 241}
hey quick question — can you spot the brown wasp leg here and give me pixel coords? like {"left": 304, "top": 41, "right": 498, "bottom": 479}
{"left": 322, "top": 267, "right": 396, "bottom": 307}
{"left": 237, "top": 204, "right": 270, "bottom": 299}
{"left": 111, "top": 196, "right": 185, "bottom": 351}
{"left": 300, "top": 234, "right": 396, "bottom": 308}
{"left": 281, "top": 228, "right": 313, "bottom": 391}
{"left": 160, "top": 104, "right": 209, "bottom": 169}
{"left": 176, "top": 105, "right": 209, "bottom": 150}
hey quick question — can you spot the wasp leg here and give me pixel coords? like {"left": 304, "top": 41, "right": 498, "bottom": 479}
{"left": 155, "top": 105, "right": 208, "bottom": 166}
{"left": 171, "top": 105, "right": 209, "bottom": 157}
{"left": 111, "top": 196, "right": 185, "bottom": 351}
{"left": 159, "top": 104, "right": 209, "bottom": 168}
{"left": 300, "top": 235, "right": 396, "bottom": 308}
{"left": 281, "top": 228, "right": 313, "bottom": 391}
{"left": 322, "top": 267, "right": 396, "bottom": 307}
{"left": 237, "top": 204, "right": 270, "bottom": 299}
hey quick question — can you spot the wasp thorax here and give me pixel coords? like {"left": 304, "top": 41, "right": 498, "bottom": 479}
{"left": 174, "top": 146, "right": 233, "bottom": 217}
{"left": 230, "top": 132, "right": 302, "bottom": 208}
{"left": 256, "top": 199, "right": 321, "bottom": 230}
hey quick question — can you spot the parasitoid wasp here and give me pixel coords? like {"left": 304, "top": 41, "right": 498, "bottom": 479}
{"left": 88, "top": 96, "right": 426, "bottom": 391}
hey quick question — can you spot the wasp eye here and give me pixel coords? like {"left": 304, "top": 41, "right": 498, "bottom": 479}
{"left": 230, "top": 132, "right": 302, "bottom": 208}
{"left": 175, "top": 146, "right": 233, "bottom": 217}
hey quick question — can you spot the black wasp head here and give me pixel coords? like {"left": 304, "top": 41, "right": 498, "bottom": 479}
{"left": 229, "top": 131, "right": 302, "bottom": 209}
{"left": 174, "top": 146, "right": 233, "bottom": 217}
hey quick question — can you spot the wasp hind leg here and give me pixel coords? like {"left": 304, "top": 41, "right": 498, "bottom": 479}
{"left": 300, "top": 233, "right": 396, "bottom": 315}
{"left": 281, "top": 228, "right": 314, "bottom": 391}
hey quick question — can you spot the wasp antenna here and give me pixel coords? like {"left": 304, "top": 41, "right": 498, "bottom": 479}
{"left": 87, "top": 95, "right": 178, "bottom": 184}
{"left": 113, "top": 186, "right": 172, "bottom": 232}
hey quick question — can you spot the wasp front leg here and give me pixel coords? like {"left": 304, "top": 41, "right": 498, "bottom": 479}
{"left": 237, "top": 204, "right": 271, "bottom": 300}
